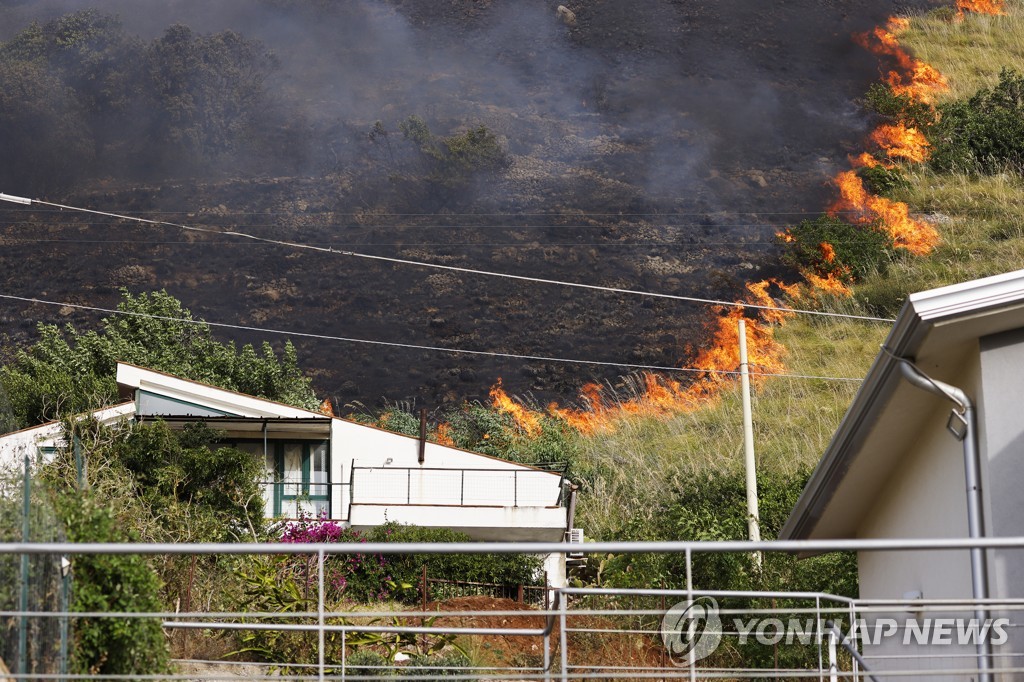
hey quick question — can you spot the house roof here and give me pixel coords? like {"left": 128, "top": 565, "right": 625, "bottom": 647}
{"left": 116, "top": 363, "right": 561, "bottom": 476}
{"left": 781, "top": 268, "right": 1024, "bottom": 541}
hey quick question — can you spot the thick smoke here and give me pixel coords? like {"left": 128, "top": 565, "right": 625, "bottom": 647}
{"left": 0, "top": 0, "right": 941, "bottom": 408}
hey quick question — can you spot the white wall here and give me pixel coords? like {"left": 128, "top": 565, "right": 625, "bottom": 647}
{"left": 856, "top": 358, "right": 978, "bottom": 679}
{"left": 331, "top": 418, "right": 564, "bottom": 519}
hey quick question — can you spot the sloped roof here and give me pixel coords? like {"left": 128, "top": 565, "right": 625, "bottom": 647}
{"left": 781, "top": 268, "right": 1024, "bottom": 540}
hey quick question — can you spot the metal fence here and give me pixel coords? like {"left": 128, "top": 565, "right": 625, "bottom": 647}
{"left": 350, "top": 466, "right": 565, "bottom": 508}
{"left": 4, "top": 537, "right": 1024, "bottom": 680}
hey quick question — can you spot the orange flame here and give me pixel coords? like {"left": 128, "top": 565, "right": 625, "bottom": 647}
{"left": 489, "top": 379, "right": 542, "bottom": 437}
{"left": 802, "top": 270, "right": 852, "bottom": 297}
{"left": 853, "top": 152, "right": 882, "bottom": 169}
{"left": 831, "top": 170, "right": 938, "bottom": 255}
{"left": 541, "top": 280, "right": 796, "bottom": 434}
{"left": 318, "top": 397, "right": 335, "bottom": 417}
{"left": 819, "top": 242, "right": 837, "bottom": 263}
{"left": 856, "top": 19, "right": 949, "bottom": 103}
{"left": 871, "top": 123, "right": 930, "bottom": 163}
{"left": 957, "top": 0, "right": 1006, "bottom": 15}
{"left": 434, "top": 422, "right": 455, "bottom": 446}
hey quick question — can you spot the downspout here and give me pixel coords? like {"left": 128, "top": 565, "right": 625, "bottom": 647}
{"left": 898, "top": 360, "right": 992, "bottom": 682}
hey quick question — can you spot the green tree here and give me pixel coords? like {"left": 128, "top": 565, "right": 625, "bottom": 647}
{"left": 0, "top": 289, "right": 318, "bottom": 429}
{"left": 398, "top": 115, "right": 508, "bottom": 188}
{"left": 0, "top": 59, "right": 91, "bottom": 191}
{"left": 144, "top": 24, "right": 279, "bottom": 169}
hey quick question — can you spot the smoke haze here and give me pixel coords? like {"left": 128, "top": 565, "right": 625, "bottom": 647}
{"left": 0, "top": 0, "right": 940, "bottom": 409}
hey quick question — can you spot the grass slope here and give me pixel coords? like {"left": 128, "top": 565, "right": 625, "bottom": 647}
{"left": 574, "top": 1, "right": 1024, "bottom": 540}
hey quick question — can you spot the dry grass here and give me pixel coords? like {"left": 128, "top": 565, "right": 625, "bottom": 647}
{"left": 573, "top": 2, "right": 1024, "bottom": 540}
{"left": 573, "top": 313, "right": 885, "bottom": 537}
{"left": 900, "top": 1, "right": 1024, "bottom": 101}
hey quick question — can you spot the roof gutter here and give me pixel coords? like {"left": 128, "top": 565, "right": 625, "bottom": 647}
{"left": 897, "top": 360, "right": 992, "bottom": 682}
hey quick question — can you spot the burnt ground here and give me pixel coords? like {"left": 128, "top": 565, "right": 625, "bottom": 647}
{"left": 0, "top": 0, "right": 941, "bottom": 413}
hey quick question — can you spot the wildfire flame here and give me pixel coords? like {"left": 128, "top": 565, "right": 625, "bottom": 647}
{"left": 831, "top": 14, "right": 944, "bottom": 257}
{"left": 434, "top": 422, "right": 455, "bottom": 446}
{"left": 832, "top": 170, "right": 939, "bottom": 255}
{"left": 489, "top": 378, "right": 542, "bottom": 437}
{"left": 871, "top": 123, "right": 930, "bottom": 164}
{"left": 957, "top": 0, "right": 1006, "bottom": 15}
{"left": 856, "top": 19, "right": 949, "bottom": 103}
{"left": 539, "top": 280, "right": 797, "bottom": 434}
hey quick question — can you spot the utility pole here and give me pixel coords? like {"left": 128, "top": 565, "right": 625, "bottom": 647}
{"left": 738, "top": 319, "right": 762, "bottom": 567}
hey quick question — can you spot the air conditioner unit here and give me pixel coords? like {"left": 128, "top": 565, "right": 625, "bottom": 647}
{"left": 567, "top": 528, "right": 584, "bottom": 559}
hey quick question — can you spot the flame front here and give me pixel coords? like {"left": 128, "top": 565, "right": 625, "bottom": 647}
{"left": 856, "top": 19, "right": 949, "bottom": 103}
{"left": 957, "top": 0, "right": 1006, "bottom": 15}
{"left": 541, "top": 280, "right": 796, "bottom": 434}
{"left": 871, "top": 124, "right": 931, "bottom": 164}
{"left": 482, "top": 7, "right": 962, "bottom": 438}
{"left": 832, "top": 170, "right": 939, "bottom": 255}
{"left": 490, "top": 378, "right": 542, "bottom": 437}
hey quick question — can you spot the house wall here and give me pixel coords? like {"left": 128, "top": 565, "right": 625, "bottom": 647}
{"left": 978, "top": 326, "right": 1024, "bottom": 671}
{"left": 330, "top": 419, "right": 564, "bottom": 519}
{"left": 856, "top": 359, "right": 979, "bottom": 678}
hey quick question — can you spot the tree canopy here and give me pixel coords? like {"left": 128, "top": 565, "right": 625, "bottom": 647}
{"left": 0, "top": 289, "right": 318, "bottom": 431}
{"left": 0, "top": 10, "right": 283, "bottom": 190}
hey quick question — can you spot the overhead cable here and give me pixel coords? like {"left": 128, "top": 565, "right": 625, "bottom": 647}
{"left": 0, "top": 193, "right": 896, "bottom": 323}
{"left": 0, "top": 293, "right": 865, "bottom": 383}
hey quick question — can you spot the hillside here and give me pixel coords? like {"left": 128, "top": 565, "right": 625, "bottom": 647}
{"left": 0, "top": 0, "right": 936, "bottom": 410}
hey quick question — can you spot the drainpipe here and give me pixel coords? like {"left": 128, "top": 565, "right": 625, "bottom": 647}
{"left": 898, "top": 360, "right": 992, "bottom": 682}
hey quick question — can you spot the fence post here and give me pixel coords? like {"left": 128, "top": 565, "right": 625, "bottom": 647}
{"left": 686, "top": 547, "right": 696, "bottom": 682}
{"left": 420, "top": 565, "right": 428, "bottom": 652}
{"left": 828, "top": 625, "right": 838, "bottom": 682}
{"left": 18, "top": 454, "right": 30, "bottom": 677}
{"left": 559, "top": 589, "right": 568, "bottom": 682}
{"left": 318, "top": 548, "right": 325, "bottom": 682}
{"left": 514, "top": 471, "right": 518, "bottom": 507}
{"left": 407, "top": 468, "right": 411, "bottom": 505}
{"left": 518, "top": 584, "right": 524, "bottom": 603}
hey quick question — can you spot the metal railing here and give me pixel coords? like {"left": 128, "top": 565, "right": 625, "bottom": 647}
{"left": 350, "top": 466, "right": 564, "bottom": 507}
{"left": 5, "top": 536, "right": 1024, "bottom": 680}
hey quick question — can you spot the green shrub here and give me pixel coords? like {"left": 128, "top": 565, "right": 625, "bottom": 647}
{"left": 594, "top": 469, "right": 857, "bottom": 672}
{"left": 398, "top": 115, "right": 507, "bottom": 187}
{"left": 864, "top": 82, "right": 937, "bottom": 130}
{"left": 402, "top": 652, "right": 474, "bottom": 678}
{"left": 57, "top": 495, "right": 170, "bottom": 676}
{"left": 929, "top": 68, "right": 1024, "bottom": 173}
{"left": 778, "top": 215, "right": 894, "bottom": 283}
{"left": 346, "top": 649, "right": 387, "bottom": 677}
{"left": 858, "top": 163, "right": 911, "bottom": 197}
{"left": 364, "top": 523, "right": 544, "bottom": 603}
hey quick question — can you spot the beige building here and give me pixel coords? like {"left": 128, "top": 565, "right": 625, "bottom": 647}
{"left": 782, "top": 268, "right": 1024, "bottom": 679}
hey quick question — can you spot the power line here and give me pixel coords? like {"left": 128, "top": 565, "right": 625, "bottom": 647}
{"left": 0, "top": 292, "right": 865, "bottom": 383}
{"left": 0, "top": 193, "right": 896, "bottom": 323}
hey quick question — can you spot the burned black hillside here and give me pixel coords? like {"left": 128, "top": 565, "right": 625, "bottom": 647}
{"left": 0, "top": 0, "right": 939, "bottom": 410}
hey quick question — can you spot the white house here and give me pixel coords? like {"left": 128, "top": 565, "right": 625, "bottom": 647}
{"left": 1, "top": 363, "right": 577, "bottom": 586}
{"left": 781, "top": 268, "right": 1024, "bottom": 679}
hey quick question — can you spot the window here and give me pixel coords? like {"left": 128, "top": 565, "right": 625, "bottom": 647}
{"left": 233, "top": 440, "right": 330, "bottom": 518}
